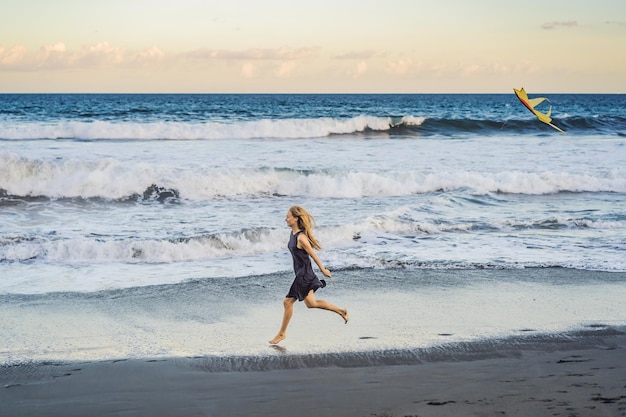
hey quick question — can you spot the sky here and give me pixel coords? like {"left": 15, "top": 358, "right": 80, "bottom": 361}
{"left": 1, "top": 0, "right": 625, "bottom": 93}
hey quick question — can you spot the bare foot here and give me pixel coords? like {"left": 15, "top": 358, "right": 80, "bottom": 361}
{"left": 341, "top": 309, "right": 349, "bottom": 324}
{"left": 268, "top": 334, "right": 286, "bottom": 345}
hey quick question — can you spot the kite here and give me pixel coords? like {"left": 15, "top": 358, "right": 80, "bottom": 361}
{"left": 513, "top": 87, "right": 565, "bottom": 133}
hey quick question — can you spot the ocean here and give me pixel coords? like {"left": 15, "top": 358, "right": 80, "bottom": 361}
{"left": 1, "top": 93, "right": 625, "bottom": 366}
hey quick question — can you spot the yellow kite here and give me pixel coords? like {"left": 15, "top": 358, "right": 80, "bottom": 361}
{"left": 513, "top": 88, "right": 565, "bottom": 133}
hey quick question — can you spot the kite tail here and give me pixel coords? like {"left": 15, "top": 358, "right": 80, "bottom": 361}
{"left": 548, "top": 122, "right": 566, "bottom": 134}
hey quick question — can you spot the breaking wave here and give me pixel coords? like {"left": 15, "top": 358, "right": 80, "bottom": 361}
{"left": 0, "top": 114, "right": 623, "bottom": 141}
{"left": 0, "top": 116, "right": 426, "bottom": 141}
{"left": 2, "top": 153, "right": 625, "bottom": 201}
{"left": 2, "top": 212, "right": 624, "bottom": 265}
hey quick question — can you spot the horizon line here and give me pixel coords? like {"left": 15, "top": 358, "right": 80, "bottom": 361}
{"left": 1, "top": 91, "right": 624, "bottom": 95}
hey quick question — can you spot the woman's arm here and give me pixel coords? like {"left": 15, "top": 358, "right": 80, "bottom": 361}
{"left": 298, "top": 233, "right": 332, "bottom": 278}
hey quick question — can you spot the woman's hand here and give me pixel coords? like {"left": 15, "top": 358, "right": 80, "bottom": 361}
{"left": 321, "top": 268, "right": 332, "bottom": 278}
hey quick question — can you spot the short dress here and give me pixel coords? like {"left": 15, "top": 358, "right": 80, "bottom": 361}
{"left": 286, "top": 231, "right": 326, "bottom": 301}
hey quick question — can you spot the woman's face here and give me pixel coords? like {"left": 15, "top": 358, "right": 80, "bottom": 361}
{"left": 285, "top": 210, "right": 298, "bottom": 228}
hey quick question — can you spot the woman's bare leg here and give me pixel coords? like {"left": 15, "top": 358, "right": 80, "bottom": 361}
{"left": 269, "top": 297, "right": 296, "bottom": 344}
{"left": 303, "top": 291, "right": 348, "bottom": 323}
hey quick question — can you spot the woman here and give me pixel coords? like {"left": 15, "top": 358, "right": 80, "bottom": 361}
{"left": 269, "top": 205, "right": 348, "bottom": 345}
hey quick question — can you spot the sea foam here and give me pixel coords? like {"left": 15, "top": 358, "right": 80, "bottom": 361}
{"left": 0, "top": 115, "right": 423, "bottom": 141}
{"left": 2, "top": 153, "right": 625, "bottom": 200}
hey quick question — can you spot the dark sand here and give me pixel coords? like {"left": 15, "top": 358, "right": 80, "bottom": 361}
{"left": 2, "top": 329, "right": 625, "bottom": 417}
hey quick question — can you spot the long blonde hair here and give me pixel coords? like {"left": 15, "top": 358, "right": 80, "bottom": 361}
{"left": 289, "top": 205, "right": 322, "bottom": 250}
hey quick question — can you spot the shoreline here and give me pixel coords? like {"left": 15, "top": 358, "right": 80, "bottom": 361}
{"left": 2, "top": 327, "right": 625, "bottom": 417}
{"left": 2, "top": 268, "right": 626, "bottom": 367}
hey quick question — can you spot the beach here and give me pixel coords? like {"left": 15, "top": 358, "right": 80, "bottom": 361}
{"left": 2, "top": 267, "right": 625, "bottom": 417}
{"left": 2, "top": 327, "right": 625, "bottom": 417}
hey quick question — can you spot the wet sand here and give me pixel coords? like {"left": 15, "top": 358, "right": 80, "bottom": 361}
{"left": 2, "top": 328, "right": 625, "bottom": 417}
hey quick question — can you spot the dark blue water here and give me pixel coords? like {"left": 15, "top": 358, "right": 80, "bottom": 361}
{"left": 1, "top": 93, "right": 624, "bottom": 138}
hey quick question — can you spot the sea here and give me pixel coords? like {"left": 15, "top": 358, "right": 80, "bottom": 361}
{"left": 1, "top": 93, "right": 625, "bottom": 368}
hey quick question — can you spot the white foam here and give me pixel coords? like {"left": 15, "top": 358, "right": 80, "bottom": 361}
{"left": 0, "top": 115, "right": 414, "bottom": 141}
{"left": 2, "top": 152, "right": 625, "bottom": 200}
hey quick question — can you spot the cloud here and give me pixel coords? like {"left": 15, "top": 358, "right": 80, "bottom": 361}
{"left": 240, "top": 62, "right": 256, "bottom": 78}
{"left": 0, "top": 41, "right": 321, "bottom": 84}
{"left": 461, "top": 64, "right": 481, "bottom": 76}
{"left": 0, "top": 42, "right": 165, "bottom": 71}
{"left": 0, "top": 45, "right": 30, "bottom": 67}
{"left": 605, "top": 20, "right": 626, "bottom": 27}
{"left": 236, "top": 60, "right": 300, "bottom": 79}
{"left": 458, "top": 62, "right": 540, "bottom": 77}
{"left": 74, "top": 42, "right": 125, "bottom": 67}
{"left": 276, "top": 61, "right": 297, "bottom": 78}
{"left": 384, "top": 57, "right": 541, "bottom": 79}
{"left": 334, "top": 50, "right": 375, "bottom": 60}
{"left": 185, "top": 47, "right": 319, "bottom": 61}
{"left": 185, "top": 46, "right": 318, "bottom": 79}
{"left": 135, "top": 46, "right": 165, "bottom": 64}
{"left": 541, "top": 21, "right": 578, "bottom": 30}
{"left": 355, "top": 61, "right": 367, "bottom": 77}
{"left": 43, "top": 42, "right": 66, "bottom": 53}
{"left": 385, "top": 58, "right": 423, "bottom": 75}
{"left": 1, "top": 42, "right": 318, "bottom": 72}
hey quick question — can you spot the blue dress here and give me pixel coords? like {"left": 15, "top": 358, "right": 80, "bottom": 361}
{"left": 286, "top": 231, "right": 326, "bottom": 301}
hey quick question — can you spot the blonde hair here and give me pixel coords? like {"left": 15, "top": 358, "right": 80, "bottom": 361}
{"left": 289, "top": 205, "right": 322, "bottom": 250}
